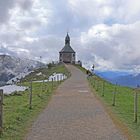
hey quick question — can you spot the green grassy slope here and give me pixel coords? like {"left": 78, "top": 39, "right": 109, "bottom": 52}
{"left": 76, "top": 65, "right": 140, "bottom": 140}
{"left": 21, "top": 63, "right": 70, "bottom": 82}
{"left": 1, "top": 64, "right": 70, "bottom": 140}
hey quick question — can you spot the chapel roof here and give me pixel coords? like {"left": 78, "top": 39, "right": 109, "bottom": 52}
{"left": 59, "top": 33, "right": 75, "bottom": 53}
{"left": 60, "top": 44, "right": 75, "bottom": 53}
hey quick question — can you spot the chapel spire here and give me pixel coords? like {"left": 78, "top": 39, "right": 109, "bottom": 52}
{"left": 59, "top": 33, "right": 76, "bottom": 64}
{"left": 65, "top": 32, "right": 70, "bottom": 45}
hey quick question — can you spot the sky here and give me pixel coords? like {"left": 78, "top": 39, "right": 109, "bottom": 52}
{"left": 0, "top": 0, "right": 140, "bottom": 72}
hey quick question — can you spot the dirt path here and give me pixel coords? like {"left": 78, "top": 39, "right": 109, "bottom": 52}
{"left": 25, "top": 65, "right": 127, "bottom": 140}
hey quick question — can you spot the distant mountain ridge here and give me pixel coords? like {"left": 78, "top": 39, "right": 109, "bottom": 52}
{"left": 110, "top": 74, "right": 140, "bottom": 88}
{"left": 95, "top": 70, "right": 130, "bottom": 79}
{"left": 0, "top": 54, "right": 44, "bottom": 85}
{"left": 96, "top": 70, "right": 140, "bottom": 88}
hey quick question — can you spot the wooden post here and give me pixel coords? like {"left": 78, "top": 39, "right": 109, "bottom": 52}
{"left": 53, "top": 77, "right": 55, "bottom": 88}
{"left": 42, "top": 80, "right": 45, "bottom": 92}
{"left": 0, "top": 90, "right": 3, "bottom": 132}
{"left": 92, "top": 78, "right": 94, "bottom": 87}
{"left": 59, "top": 74, "right": 61, "bottom": 84}
{"left": 61, "top": 74, "right": 63, "bottom": 81}
{"left": 112, "top": 83, "right": 117, "bottom": 106}
{"left": 63, "top": 74, "right": 64, "bottom": 80}
{"left": 61, "top": 74, "right": 62, "bottom": 82}
{"left": 57, "top": 75, "right": 59, "bottom": 85}
{"left": 94, "top": 78, "right": 96, "bottom": 87}
{"left": 95, "top": 79, "right": 97, "bottom": 90}
{"left": 134, "top": 86, "right": 138, "bottom": 123}
{"left": 96, "top": 80, "right": 99, "bottom": 91}
{"left": 29, "top": 80, "right": 32, "bottom": 109}
{"left": 59, "top": 75, "right": 61, "bottom": 82}
{"left": 51, "top": 78, "right": 54, "bottom": 91}
{"left": 102, "top": 81, "right": 105, "bottom": 97}
{"left": 45, "top": 82, "right": 48, "bottom": 92}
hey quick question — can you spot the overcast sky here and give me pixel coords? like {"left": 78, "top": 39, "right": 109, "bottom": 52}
{"left": 0, "top": 0, "right": 140, "bottom": 72}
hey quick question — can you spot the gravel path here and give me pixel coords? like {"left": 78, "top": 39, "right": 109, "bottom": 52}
{"left": 25, "top": 65, "right": 127, "bottom": 140}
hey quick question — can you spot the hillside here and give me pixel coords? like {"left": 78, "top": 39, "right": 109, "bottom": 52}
{"left": 76, "top": 65, "right": 140, "bottom": 140}
{"left": 1, "top": 64, "right": 70, "bottom": 140}
{"left": 89, "top": 74, "right": 140, "bottom": 140}
{"left": 0, "top": 55, "right": 44, "bottom": 85}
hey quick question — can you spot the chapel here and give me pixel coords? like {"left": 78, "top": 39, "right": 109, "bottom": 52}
{"left": 59, "top": 33, "right": 75, "bottom": 64}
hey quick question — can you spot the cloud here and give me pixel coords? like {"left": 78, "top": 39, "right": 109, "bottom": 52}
{"left": 0, "top": 0, "right": 140, "bottom": 72}
{"left": 18, "top": 0, "right": 33, "bottom": 10}
{"left": 0, "top": 0, "right": 33, "bottom": 24}
{"left": 0, "top": 0, "right": 15, "bottom": 23}
{"left": 79, "top": 22, "right": 140, "bottom": 71}
{"left": 0, "top": 35, "right": 63, "bottom": 63}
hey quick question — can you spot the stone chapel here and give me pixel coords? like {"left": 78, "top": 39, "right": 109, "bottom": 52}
{"left": 59, "top": 33, "right": 76, "bottom": 64}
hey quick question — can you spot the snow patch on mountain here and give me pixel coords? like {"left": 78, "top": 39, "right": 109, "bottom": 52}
{"left": 7, "top": 71, "right": 34, "bottom": 84}
{"left": 0, "top": 54, "right": 45, "bottom": 85}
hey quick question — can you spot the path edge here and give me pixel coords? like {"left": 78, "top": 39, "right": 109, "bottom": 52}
{"left": 87, "top": 79, "right": 134, "bottom": 140}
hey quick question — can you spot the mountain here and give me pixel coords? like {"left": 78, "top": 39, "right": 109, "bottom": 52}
{"left": 95, "top": 70, "right": 130, "bottom": 80}
{"left": 110, "top": 74, "right": 140, "bottom": 88}
{"left": 0, "top": 54, "right": 44, "bottom": 86}
{"left": 95, "top": 70, "right": 140, "bottom": 88}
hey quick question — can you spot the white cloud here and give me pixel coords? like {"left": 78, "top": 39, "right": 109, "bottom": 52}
{"left": 0, "top": 0, "right": 140, "bottom": 72}
{"left": 79, "top": 21, "right": 140, "bottom": 71}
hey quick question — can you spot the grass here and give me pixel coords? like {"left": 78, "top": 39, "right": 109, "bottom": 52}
{"left": 21, "top": 63, "right": 70, "bottom": 82}
{"left": 89, "top": 75, "right": 140, "bottom": 140}
{"left": 0, "top": 64, "right": 70, "bottom": 140}
{"left": 76, "top": 65, "right": 140, "bottom": 140}
{"left": 2, "top": 63, "right": 139, "bottom": 139}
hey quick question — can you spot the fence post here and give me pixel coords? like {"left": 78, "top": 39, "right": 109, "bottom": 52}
{"left": 102, "top": 81, "right": 105, "bottom": 97}
{"left": 61, "top": 74, "right": 62, "bottom": 81}
{"left": 93, "top": 77, "right": 96, "bottom": 87}
{"left": 51, "top": 78, "right": 54, "bottom": 91}
{"left": 92, "top": 78, "right": 94, "bottom": 87}
{"left": 96, "top": 80, "right": 99, "bottom": 91}
{"left": 134, "top": 86, "right": 138, "bottom": 123}
{"left": 95, "top": 80, "right": 97, "bottom": 90}
{"left": 57, "top": 75, "right": 59, "bottom": 85}
{"left": 61, "top": 74, "right": 63, "bottom": 81}
{"left": 29, "top": 80, "right": 32, "bottom": 109}
{"left": 54, "top": 77, "right": 55, "bottom": 87}
{"left": 0, "top": 90, "right": 3, "bottom": 132}
{"left": 112, "top": 83, "right": 117, "bottom": 106}
{"left": 59, "top": 75, "right": 61, "bottom": 83}
{"left": 59, "top": 74, "right": 61, "bottom": 84}
{"left": 42, "top": 80, "right": 45, "bottom": 93}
